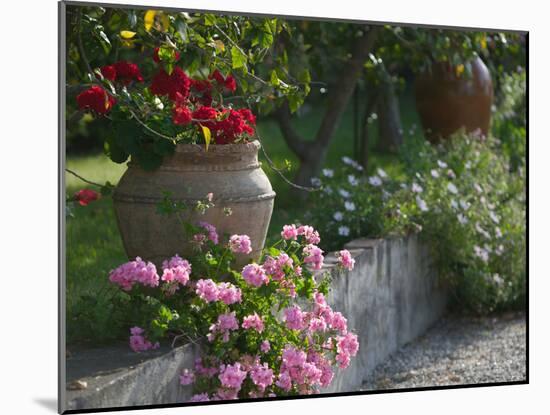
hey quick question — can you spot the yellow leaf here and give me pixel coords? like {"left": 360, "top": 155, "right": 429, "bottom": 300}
{"left": 120, "top": 30, "right": 136, "bottom": 39}
{"left": 200, "top": 125, "right": 211, "bottom": 151}
{"left": 160, "top": 13, "right": 170, "bottom": 32}
{"left": 213, "top": 39, "right": 225, "bottom": 52}
{"left": 455, "top": 64, "right": 465, "bottom": 77}
{"left": 480, "top": 36, "right": 487, "bottom": 50}
{"left": 144, "top": 10, "right": 156, "bottom": 32}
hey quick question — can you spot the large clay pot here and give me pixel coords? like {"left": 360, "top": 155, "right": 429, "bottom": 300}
{"left": 414, "top": 56, "right": 493, "bottom": 143}
{"left": 113, "top": 141, "right": 275, "bottom": 266}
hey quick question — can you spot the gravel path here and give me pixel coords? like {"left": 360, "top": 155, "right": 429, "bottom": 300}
{"left": 361, "top": 312, "right": 526, "bottom": 390}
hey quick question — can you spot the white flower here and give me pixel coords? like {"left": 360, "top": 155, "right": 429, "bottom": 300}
{"left": 348, "top": 175, "right": 359, "bottom": 186}
{"left": 431, "top": 169, "right": 440, "bottom": 178}
{"left": 459, "top": 199, "right": 470, "bottom": 210}
{"left": 437, "top": 160, "right": 448, "bottom": 169}
{"left": 474, "top": 183, "right": 483, "bottom": 194}
{"left": 338, "top": 226, "right": 350, "bottom": 236}
{"left": 465, "top": 161, "right": 472, "bottom": 170}
{"left": 382, "top": 190, "right": 391, "bottom": 201}
{"left": 338, "top": 189, "right": 351, "bottom": 198}
{"left": 447, "top": 183, "right": 458, "bottom": 194}
{"left": 411, "top": 182, "right": 423, "bottom": 193}
{"left": 323, "top": 186, "right": 333, "bottom": 195}
{"left": 154, "top": 97, "right": 164, "bottom": 110}
{"left": 495, "top": 244, "right": 505, "bottom": 256}
{"left": 311, "top": 177, "right": 321, "bottom": 187}
{"left": 333, "top": 212, "right": 344, "bottom": 221}
{"left": 368, "top": 176, "right": 382, "bottom": 187}
{"left": 400, "top": 183, "right": 408, "bottom": 189}
{"left": 493, "top": 274, "right": 504, "bottom": 286}
{"left": 376, "top": 168, "right": 388, "bottom": 179}
{"left": 450, "top": 199, "right": 458, "bottom": 209}
{"left": 495, "top": 227, "right": 503, "bottom": 238}
{"left": 344, "top": 201, "right": 356, "bottom": 212}
{"left": 342, "top": 156, "right": 354, "bottom": 166}
{"left": 475, "top": 222, "right": 491, "bottom": 239}
{"left": 322, "top": 168, "right": 334, "bottom": 178}
{"left": 489, "top": 211, "right": 500, "bottom": 224}
{"left": 457, "top": 213, "right": 468, "bottom": 224}
{"left": 416, "top": 196, "right": 429, "bottom": 212}
{"left": 352, "top": 161, "right": 364, "bottom": 172}
{"left": 473, "top": 245, "right": 489, "bottom": 263}
{"left": 447, "top": 169, "right": 456, "bottom": 179}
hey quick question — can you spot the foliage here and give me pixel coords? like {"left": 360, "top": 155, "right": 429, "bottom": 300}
{"left": 491, "top": 70, "right": 527, "bottom": 171}
{"left": 308, "top": 132, "right": 526, "bottom": 313}
{"left": 381, "top": 26, "right": 525, "bottom": 76}
{"left": 66, "top": 5, "right": 312, "bottom": 169}
{"left": 105, "top": 196, "right": 358, "bottom": 400}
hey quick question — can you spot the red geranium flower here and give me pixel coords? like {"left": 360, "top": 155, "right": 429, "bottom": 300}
{"left": 99, "top": 65, "right": 116, "bottom": 81}
{"left": 192, "top": 106, "right": 218, "bottom": 122}
{"left": 74, "top": 189, "right": 101, "bottom": 206}
{"left": 113, "top": 61, "right": 144, "bottom": 84}
{"left": 151, "top": 67, "right": 191, "bottom": 101}
{"left": 213, "top": 108, "right": 256, "bottom": 144}
{"left": 224, "top": 75, "right": 237, "bottom": 92}
{"left": 173, "top": 106, "right": 193, "bottom": 125}
{"left": 190, "top": 79, "right": 213, "bottom": 106}
{"left": 209, "top": 70, "right": 238, "bottom": 92}
{"left": 76, "top": 85, "right": 116, "bottom": 115}
{"left": 153, "top": 47, "right": 181, "bottom": 63}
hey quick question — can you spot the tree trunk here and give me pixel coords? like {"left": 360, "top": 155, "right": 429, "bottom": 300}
{"left": 360, "top": 84, "right": 379, "bottom": 170}
{"left": 274, "top": 26, "right": 380, "bottom": 194}
{"left": 376, "top": 68, "right": 403, "bottom": 153}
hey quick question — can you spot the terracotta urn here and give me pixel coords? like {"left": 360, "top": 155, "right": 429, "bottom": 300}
{"left": 414, "top": 56, "right": 493, "bottom": 143}
{"left": 113, "top": 141, "right": 275, "bottom": 266}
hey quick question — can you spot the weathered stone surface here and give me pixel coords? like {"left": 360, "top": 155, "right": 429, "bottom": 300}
{"left": 322, "top": 234, "right": 447, "bottom": 394}
{"left": 66, "top": 342, "right": 199, "bottom": 411}
{"left": 65, "top": 234, "right": 447, "bottom": 410}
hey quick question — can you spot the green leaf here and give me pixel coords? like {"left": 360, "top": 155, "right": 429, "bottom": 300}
{"left": 94, "top": 25, "right": 111, "bottom": 55}
{"left": 270, "top": 70, "right": 280, "bottom": 87}
{"left": 153, "top": 139, "right": 176, "bottom": 156}
{"left": 135, "top": 150, "right": 163, "bottom": 171}
{"left": 127, "top": 11, "right": 137, "bottom": 28}
{"left": 204, "top": 14, "right": 217, "bottom": 26}
{"left": 176, "top": 20, "right": 188, "bottom": 43}
{"left": 231, "top": 46, "right": 247, "bottom": 69}
{"left": 104, "top": 135, "right": 129, "bottom": 164}
{"left": 114, "top": 120, "right": 142, "bottom": 155}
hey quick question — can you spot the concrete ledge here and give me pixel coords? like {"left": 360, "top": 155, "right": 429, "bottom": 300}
{"left": 66, "top": 343, "right": 199, "bottom": 411}
{"left": 322, "top": 233, "right": 447, "bottom": 393}
{"left": 65, "top": 233, "right": 447, "bottom": 410}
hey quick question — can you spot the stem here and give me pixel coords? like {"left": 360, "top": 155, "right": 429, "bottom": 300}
{"left": 76, "top": 9, "right": 94, "bottom": 77}
{"left": 254, "top": 129, "right": 318, "bottom": 193}
{"left": 65, "top": 168, "right": 106, "bottom": 188}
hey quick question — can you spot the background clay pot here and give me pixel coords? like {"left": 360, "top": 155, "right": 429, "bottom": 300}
{"left": 113, "top": 141, "right": 275, "bottom": 266}
{"left": 414, "top": 56, "right": 494, "bottom": 143}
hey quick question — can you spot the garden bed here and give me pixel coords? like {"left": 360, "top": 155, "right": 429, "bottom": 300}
{"left": 64, "top": 233, "right": 447, "bottom": 411}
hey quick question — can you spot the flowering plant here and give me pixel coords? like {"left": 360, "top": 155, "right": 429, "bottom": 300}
{"left": 107, "top": 195, "right": 358, "bottom": 401}
{"left": 308, "top": 132, "right": 525, "bottom": 313}
{"left": 69, "top": 8, "right": 312, "bottom": 171}
{"left": 76, "top": 48, "right": 258, "bottom": 170}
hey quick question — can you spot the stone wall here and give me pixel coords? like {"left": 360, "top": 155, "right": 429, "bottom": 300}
{"left": 65, "top": 233, "right": 447, "bottom": 411}
{"left": 322, "top": 234, "right": 447, "bottom": 393}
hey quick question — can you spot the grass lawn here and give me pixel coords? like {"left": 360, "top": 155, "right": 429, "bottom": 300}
{"left": 65, "top": 91, "right": 424, "bottom": 345}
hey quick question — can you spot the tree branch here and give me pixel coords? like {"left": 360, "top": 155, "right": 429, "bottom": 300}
{"left": 314, "top": 26, "right": 380, "bottom": 150}
{"left": 274, "top": 101, "right": 309, "bottom": 160}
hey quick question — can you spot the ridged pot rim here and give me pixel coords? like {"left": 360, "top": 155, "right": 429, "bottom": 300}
{"left": 174, "top": 140, "right": 260, "bottom": 154}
